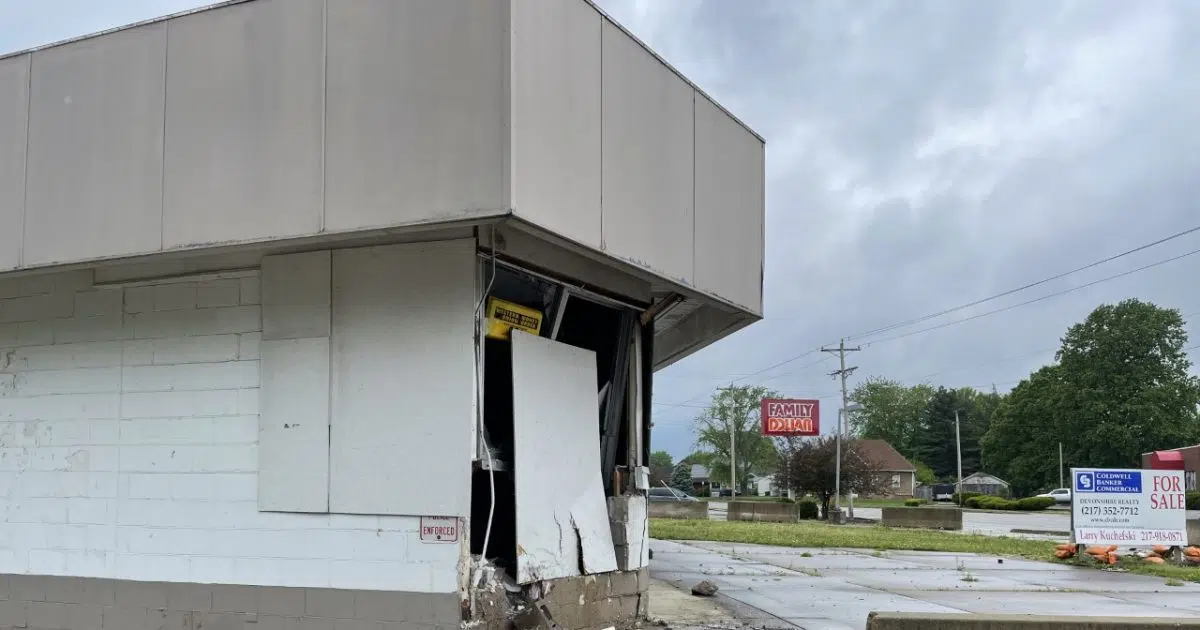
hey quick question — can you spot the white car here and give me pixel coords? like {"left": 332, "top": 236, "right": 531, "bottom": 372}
{"left": 1038, "top": 488, "right": 1072, "bottom": 504}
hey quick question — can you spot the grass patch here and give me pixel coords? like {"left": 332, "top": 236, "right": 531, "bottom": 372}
{"left": 649, "top": 519, "right": 1055, "bottom": 559}
{"left": 1165, "top": 578, "right": 1185, "bottom": 587}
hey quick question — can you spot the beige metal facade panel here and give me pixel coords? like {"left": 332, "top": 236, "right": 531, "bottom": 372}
{"left": 162, "top": 0, "right": 324, "bottom": 249}
{"left": 694, "top": 95, "right": 765, "bottom": 314}
{"left": 600, "top": 20, "right": 695, "bottom": 284}
{"left": 324, "top": 0, "right": 506, "bottom": 233}
{"left": 0, "top": 55, "right": 28, "bottom": 271}
{"left": 23, "top": 26, "right": 166, "bottom": 267}
{"left": 509, "top": 0, "right": 603, "bottom": 248}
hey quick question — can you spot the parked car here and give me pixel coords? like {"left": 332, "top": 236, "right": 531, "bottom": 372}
{"left": 1037, "top": 488, "right": 1072, "bottom": 504}
{"left": 648, "top": 487, "right": 699, "bottom": 502}
{"left": 931, "top": 483, "right": 955, "bottom": 501}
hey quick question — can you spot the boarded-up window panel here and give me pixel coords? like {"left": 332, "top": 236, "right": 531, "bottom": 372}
{"left": 258, "top": 338, "right": 331, "bottom": 512}
{"left": 511, "top": 331, "right": 618, "bottom": 584}
{"left": 328, "top": 240, "right": 476, "bottom": 517}
{"left": 258, "top": 250, "right": 332, "bottom": 513}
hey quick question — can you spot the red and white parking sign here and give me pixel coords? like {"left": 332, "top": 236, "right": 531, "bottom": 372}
{"left": 760, "top": 398, "right": 820, "bottom": 437}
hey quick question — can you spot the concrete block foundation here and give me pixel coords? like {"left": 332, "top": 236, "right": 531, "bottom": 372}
{"left": 726, "top": 501, "right": 798, "bottom": 523}
{"left": 881, "top": 506, "right": 964, "bottom": 530}
{"left": 540, "top": 568, "right": 649, "bottom": 630}
{"left": 647, "top": 502, "right": 709, "bottom": 520}
{"left": 0, "top": 574, "right": 460, "bottom": 629}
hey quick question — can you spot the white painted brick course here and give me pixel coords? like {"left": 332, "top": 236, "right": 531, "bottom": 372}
{"left": 73, "top": 290, "right": 123, "bottom": 318}
{"left": 0, "top": 267, "right": 451, "bottom": 592}
{"left": 153, "top": 284, "right": 198, "bottom": 312}
{"left": 11, "top": 367, "right": 122, "bottom": 396}
{"left": 52, "top": 314, "right": 127, "bottom": 344}
{"left": 238, "top": 332, "right": 260, "bottom": 360}
{"left": 240, "top": 277, "right": 261, "bottom": 305}
{"left": 0, "top": 292, "right": 74, "bottom": 323}
{"left": 123, "top": 286, "right": 154, "bottom": 314}
{"left": 197, "top": 280, "right": 242, "bottom": 309}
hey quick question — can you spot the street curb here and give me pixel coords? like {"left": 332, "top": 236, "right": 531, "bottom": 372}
{"left": 1011, "top": 528, "right": 1070, "bottom": 536}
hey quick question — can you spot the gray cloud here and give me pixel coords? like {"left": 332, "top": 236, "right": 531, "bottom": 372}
{"left": 4, "top": 1, "right": 1198, "bottom": 460}
{"left": 598, "top": 0, "right": 1200, "bottom": 458}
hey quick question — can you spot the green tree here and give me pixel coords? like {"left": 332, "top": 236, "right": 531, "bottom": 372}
{"left": 981, "top": 366, "right": 1067, "bottom": 496}
{"left": 912, "top": 459, "right": 937, "bottom": 485}
{"left": 649, "top": 450, "right": 674, "bottom": 486}
{"left": 982, "top": 300, "right": 1200, "bottom": 495}
{"left": 669, "top": 462, "right": 693, "bottom": 494}
{"left": 694, "top": 385, "right": 781, "bottom": 494}
{"left": 849, "top": 378, "right": 933, "bottom": 460}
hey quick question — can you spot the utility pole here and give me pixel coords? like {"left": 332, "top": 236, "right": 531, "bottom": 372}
{"left": 722, "top": 385, "right": 736, "bottom": 499}
{"left": 955, "top": 410, "right": 963, "bottom": 507}
{"left": 822, "top": 339, "right": 861, "bottom": 518}
{"left": 1059, "top": 442, "right": 1064, "bottom": 489}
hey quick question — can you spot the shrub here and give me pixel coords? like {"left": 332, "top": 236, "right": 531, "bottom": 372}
{"left": 797, "top": 498, "right": 820, "bottom": 520}
{"left": 977, "top": 496, "right": 1019, "bottom": 510}
{"left": 951, "top": 492, "right": 982, "bottom": 505}
{"left": 1187, "top": 491, "right": 1200, "bottom": 511}
{"left": 964, "top": 496, "right": 982, "bottom": 509}
{"left": 904, "top": 498, "right": 924, "bottom": 507}
{"left": 1016, "top": 497, "right": 1056, "bottom": 511}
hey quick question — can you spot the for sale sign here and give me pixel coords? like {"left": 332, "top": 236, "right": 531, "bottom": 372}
{"left": 760, "top": 398, "right": 820, "bottom": 436}
{"left": 1071, "top": 468, "right": 1188, "bottom": 547}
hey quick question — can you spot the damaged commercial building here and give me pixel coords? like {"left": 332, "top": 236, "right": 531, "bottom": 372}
{"left": 0, "top": 0, "right": 764, "bottom": 628}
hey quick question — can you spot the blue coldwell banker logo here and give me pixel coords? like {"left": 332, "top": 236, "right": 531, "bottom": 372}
{"left": 1076, "top": 470, "right": 1141, "bottom": 493}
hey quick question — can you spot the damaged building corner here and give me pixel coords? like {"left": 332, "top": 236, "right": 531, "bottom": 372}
{"left": 0, "top": 1, "right": 763, "bottom": 629}
{"left": 466, "top": 498, "right": 652, "bottom": 630}
{"left": 466, "top": 261, "right": 654, "bottom": 630}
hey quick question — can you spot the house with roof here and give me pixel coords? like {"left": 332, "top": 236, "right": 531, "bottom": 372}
{"left": 857, "top": 439, "right": 918, "bottom": 498}
{"left": 960, "top": 471, "right": 1011, "bottom": 496}
{"left": 0, "top": 1, "right": 764, "bottom": 628}
{"left": 691, "top": 463, "right": 715, "bottom": 495}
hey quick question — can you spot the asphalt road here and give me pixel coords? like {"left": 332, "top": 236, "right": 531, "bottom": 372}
{"left": 853, "top": 507, "right": 1071, "bottom": 537}
{"left": 651, "top": 539, "right": 1200, "bottom": 629}
{"left": 705, "top": 503, "right": 1072, "bottom": 538}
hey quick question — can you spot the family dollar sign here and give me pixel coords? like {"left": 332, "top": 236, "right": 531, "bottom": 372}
{"left": 761, "top": 398, "right": 821, "bottom": 436}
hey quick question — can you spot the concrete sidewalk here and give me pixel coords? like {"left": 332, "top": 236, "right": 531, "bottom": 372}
{"left": 649, "top": 539, "right": 1200, "bottom": 630}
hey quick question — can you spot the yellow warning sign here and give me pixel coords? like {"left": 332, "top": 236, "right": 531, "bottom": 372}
{"left": 486, "top": 298, "right": 543, "bottom": 340}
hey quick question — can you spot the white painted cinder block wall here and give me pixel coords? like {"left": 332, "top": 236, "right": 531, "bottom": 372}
{"left": 0, "top": 268, "right": 458, "bottom": 593}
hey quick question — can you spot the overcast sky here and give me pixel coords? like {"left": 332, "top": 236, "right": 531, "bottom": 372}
{"left": 4, "top": 0, "right": 1199, "bottom": 463}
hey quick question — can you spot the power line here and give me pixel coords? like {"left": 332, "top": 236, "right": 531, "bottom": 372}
{"left": 915, "top": 347, "right": 1058, "bottom": 381}
{"left": 844, "top": 224, "right": 1200, "bottom": 341}
{"left": 863, "top": 246, "right": 1200, "bottom": 347}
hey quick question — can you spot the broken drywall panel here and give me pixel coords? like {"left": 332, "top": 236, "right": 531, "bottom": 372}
{"left": 510, "top": 330, "right": 609, "bottom": 584}
{"left": 571, "top": 474, "right": 619, "bottom": 575}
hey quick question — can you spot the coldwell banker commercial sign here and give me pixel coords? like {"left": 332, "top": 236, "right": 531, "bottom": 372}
{"left": 760, "top": 398, "right": 820, "bottom": 437}
{"left": 1071, "top": 468, "right": 1189, "bottom": 546}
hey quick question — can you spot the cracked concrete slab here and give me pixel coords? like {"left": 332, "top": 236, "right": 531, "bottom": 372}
{"left": 650, "top": 539, "right": 1200, "bottom": 629}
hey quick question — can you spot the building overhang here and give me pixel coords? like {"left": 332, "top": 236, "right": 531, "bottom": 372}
{"left": 0, "top": 0, "right": 765, "bottom": 368}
